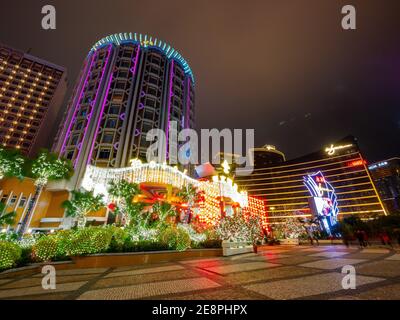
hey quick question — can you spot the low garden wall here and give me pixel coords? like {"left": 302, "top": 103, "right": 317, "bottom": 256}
{"left": 71, "top": 248, "right": 222, "bottom": 268}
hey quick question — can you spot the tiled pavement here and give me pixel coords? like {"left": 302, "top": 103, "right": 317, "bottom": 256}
{"left": 0, "top": 245, "right": 399, "bottom": 300}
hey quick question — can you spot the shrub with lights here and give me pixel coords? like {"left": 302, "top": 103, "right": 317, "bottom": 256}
{"left": 159, "top": 226, "right": 191, "bottom": 251}
{"left": 33, "top": 236, "right": 58, "bottom": 262}
{"left": 64, "top": 227, "right": 113, "bottom": 256}
{"left": 0, "top": 241, "right": 22, "bottom": 270}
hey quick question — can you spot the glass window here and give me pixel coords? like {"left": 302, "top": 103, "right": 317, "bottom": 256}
{"left": 9, "top": 195, "right": 17, "bottom": 204}
{"left": 102, "top": 133, "right": 114, "bottom": 144}
{"left": 98, "top": 149, "right": 111, "bottom": 160}
{"left": 18, "top": 197, "right": 27, "bottom": 208}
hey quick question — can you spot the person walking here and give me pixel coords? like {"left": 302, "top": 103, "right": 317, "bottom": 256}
{"left": 356, "top": 230, "right": 364, "bottom": 248}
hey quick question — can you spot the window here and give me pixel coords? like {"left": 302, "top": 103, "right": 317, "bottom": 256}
{"left": 66, "top": 150, "right": 75, "bottom": 160}
{"left": 102, "top": 133, "right": 114, "bottom": 144}
{"left": 1, "top": 195, "right": 8, "bottom": 204}
{"left": 70, "top": 134, "right": 79, "bottom": 145}
{"left": 9, "top": 195, "right": 17, "bottom": 205}
{"left": 98, "top": 149, "right": 111, "bottom": 160}
{"left": 105, "top": 119, "right": 117, "bottom": 128}
{"left": 108, "top": 105, "right": 120, "bottom": 115}
{"left": 18, "top": 197, "right": 27, "bottom": 208}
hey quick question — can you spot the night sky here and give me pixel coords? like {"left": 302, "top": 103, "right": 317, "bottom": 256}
{"left": 1, "top": 0, "right": 399, "bottom": 162}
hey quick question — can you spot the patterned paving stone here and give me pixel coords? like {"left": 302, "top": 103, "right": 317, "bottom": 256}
{"left": 356, "top": 260, "right": 400, "bottom": 277}
{"left": 0, "top": 281, "right": 87, "bottom": 299}
{"left": 78, "top": 277, "right": 221, "bottom": 300}
{"left": 244, "top": 272, "right": 383, "bottom": 300}
{"left": 92, "top": 270, "right": 198, "bottom": 289}
{"left": 361, "top": 248, "right": 391, "bottom": 254}
{"left": 5, "top": 292, "right": 71, "bottom": 300}
{"left": 201, "top": 261, "right": 280, "bottom": 275}
{"left": 180, "top": 258, "right": 225, "bottom": 264}
{"left": 229, "top": 253, "right": 259, "bottom": 260}
{"left": 162, "top": 288, "right": 263, "bottom": 300}
{"left": 1, "top": 274, "right": 98, "bottom": 289}
{"left": 32, "top": 268, "right": 109, "bottom": 277}
{"left": 269, "top": 255, "right": 322, "bottom": 265}
{"left": 112, "top": 262, "right": 179, "bottom": 272}
{"left": 310, "top": 252, "right": 349, "bottom": 258}
{"left": 348, "top": 283, "right": 400, "bottom": 300}
{"left": 385, "top": 253, "right": 400, "bottom": 261}
{"left": 258, "top": 249, "right": 290, "bottom": 254}
{"left": 245, "top": 254, "right": 290, "bottom": 262}
{"left": 224, "top": 266, "right": 321, "bottom": 285}
{"left": 300, "top": 247, "right": 330, "bottom": 252}
{"left": 105, "top": 264, "right": 184, "bottom": 278}
{"left": 340, "top": 253, "right": 386, "bottom": 260}
{"left": 300, "top": 258, "right": 365, "bottom": 270}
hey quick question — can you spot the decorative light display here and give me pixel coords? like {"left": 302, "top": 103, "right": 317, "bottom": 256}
{"left": 242, "top": 196, "right": 268, "bottom": 230}
{"left": 90, "top": 33, "right": 194, "bottom": 83}
{"left": 303, "top": 171, "right": 338, "bottom": 235}
{"left": 80, "top": 161, "right": 262, "bottom": 227}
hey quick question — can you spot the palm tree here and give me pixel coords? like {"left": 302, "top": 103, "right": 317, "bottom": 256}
{"left": 18, "top": 150, "right": 73, "bottom": 235}
{"left": 108, "top": 180, "right": 141, "bottom": 226}
{"left": 62, "top": 190, "right": 104, "bottom": 228}
{"left": 0, "top": 148, "right": 25, "bottom": 180}
{"left": 0, "top": 202, "right": 16, "bottom": 228}
{"left": 152, "top": 202, "right": 176, "bottom": 228}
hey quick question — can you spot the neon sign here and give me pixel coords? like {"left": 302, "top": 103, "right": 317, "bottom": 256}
{"left": 325, "top": 144, "right": 353, "bottom": 155}
{"left": 303, "top": 171, "right": 339, "bottom": 235}
{"left": 348, "top": 159, "right": 366, "bottom": 167}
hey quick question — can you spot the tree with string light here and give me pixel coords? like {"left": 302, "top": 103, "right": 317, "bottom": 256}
{"left": 18, "top": 150, "right": 73, "bottom": 235}
{"left": 108, "top": 180, "right": 142, "bottom": 226}
{"left": 0, "top": 148, "right": 25, "bottom": 180}
{"left": 0, "top": 202, "right": 16, "bottom": 228}
{"left": 62, "top": 190, "right": 105, "bottom": 228}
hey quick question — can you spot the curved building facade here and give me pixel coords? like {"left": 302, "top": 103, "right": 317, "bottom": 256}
{"left": 236, "top": 136, "right": 386, "bottom": 225}
{"left": 53, "top": 33, "right": 195, "bottom": 186}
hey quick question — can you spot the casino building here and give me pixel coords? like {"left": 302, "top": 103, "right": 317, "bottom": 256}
{"left": 235, "top": 136, "right": 386, "bottom": 225}
{"left": 52, "top": 33, "right": 195, "bottom": 189}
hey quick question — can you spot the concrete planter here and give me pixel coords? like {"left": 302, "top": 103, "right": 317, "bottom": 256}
{"left": 71, "top": 248, "right": 223, "bottom": 268}
{"left": 222, "top": 240, "right": 254, "bottom": 256}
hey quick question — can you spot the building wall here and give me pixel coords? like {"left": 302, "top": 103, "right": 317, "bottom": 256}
{"left": 0, "top": 44, "right": 67, "bottom": 156}
{"left": 1, "top": 178, "right": 69, "bottom": 231}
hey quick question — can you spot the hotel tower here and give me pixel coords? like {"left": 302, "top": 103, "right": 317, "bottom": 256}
{"left": 53, "top": 33, "right": 195, "bottom": 188}
{"left": 0, "top": 44, "right": 67, "bottom": 156}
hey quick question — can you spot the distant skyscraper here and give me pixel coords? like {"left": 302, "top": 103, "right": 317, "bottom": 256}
{"left": 53, "top": 33, "right": 195, "bottom": 186}
{"left": 369, "top": 158, "right": 400, "bottom": 214}
{"left": 0, "top": 44, "right": 67, "bottom": 156}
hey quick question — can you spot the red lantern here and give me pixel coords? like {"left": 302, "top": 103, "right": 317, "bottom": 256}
{"left": 108, "top": 203, "right": 117, "bottom": 211}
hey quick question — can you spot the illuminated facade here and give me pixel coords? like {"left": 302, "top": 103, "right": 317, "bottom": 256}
{"left": 369, "top": 158, "right": 400, "bottom": 214}
{"left": 235, "top": 136, "right": 386, "bottom": 225}
{"left": 53, "top": 33, "right": 195, "bottom": 188}
{"left": 0, "top": 44, "right": 67, "bottom": 156}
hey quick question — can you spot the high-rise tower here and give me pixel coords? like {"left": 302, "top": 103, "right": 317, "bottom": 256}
{"left": 53, "top": 33, "right": 195, "bottom": 186}
{"left": 0, "top": 44, "right": 67, "bottom": 156}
